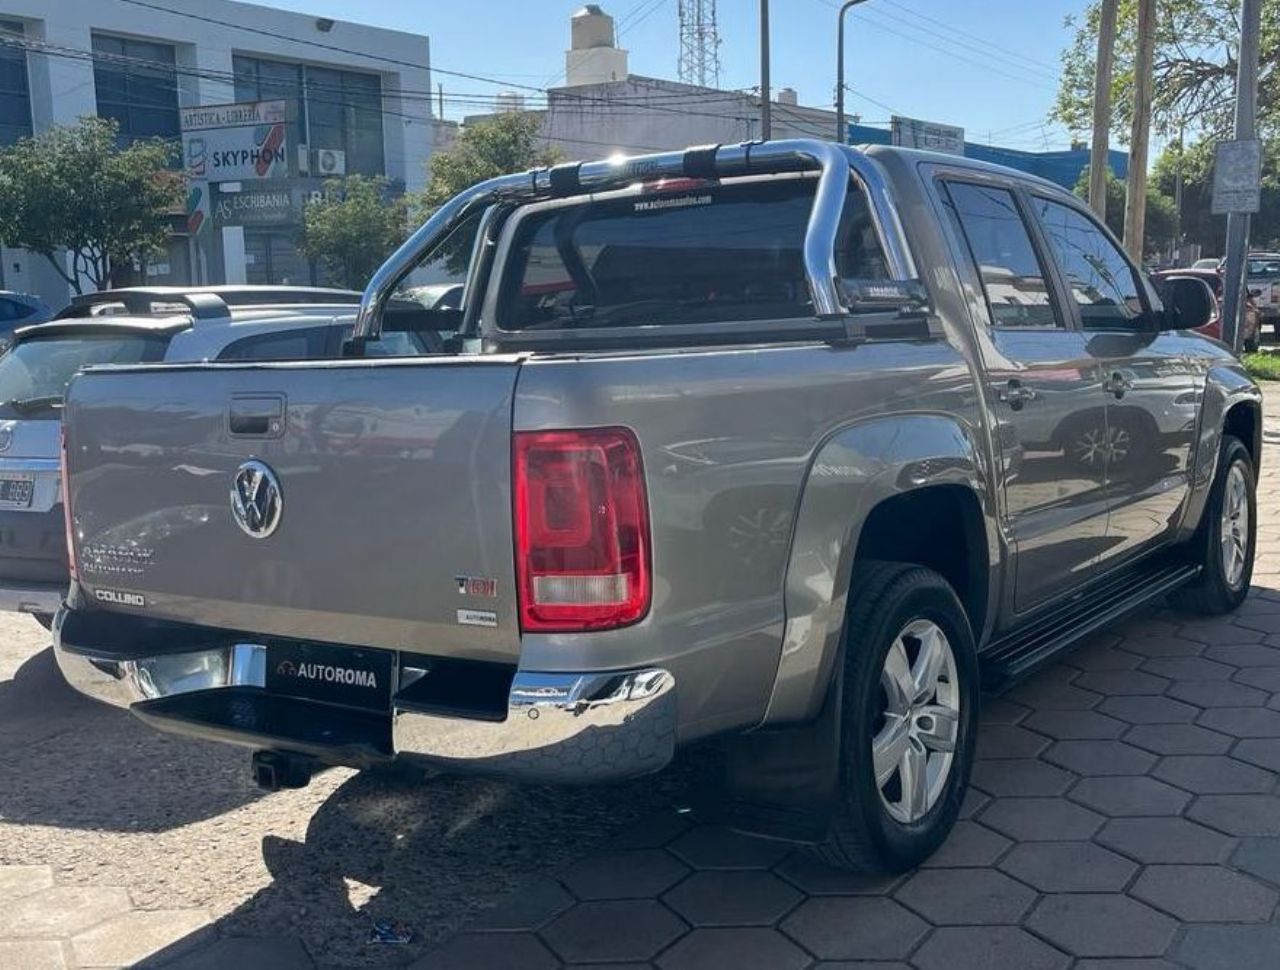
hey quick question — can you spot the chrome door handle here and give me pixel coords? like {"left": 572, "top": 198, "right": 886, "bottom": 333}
{"left": 1103, "top": 372, "right": 1133, "bottom": 399}
{"left": 998, "top": 379, "right": 1037, "bottom": 411}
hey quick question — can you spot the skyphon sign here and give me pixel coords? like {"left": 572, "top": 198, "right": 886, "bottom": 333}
{"left": 182, "top": 100, "right": 288, "bottom": 182}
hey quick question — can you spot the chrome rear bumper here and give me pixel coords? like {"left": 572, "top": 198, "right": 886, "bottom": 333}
{"left": 54, "top": 636, "right": 676, "bottom": 782}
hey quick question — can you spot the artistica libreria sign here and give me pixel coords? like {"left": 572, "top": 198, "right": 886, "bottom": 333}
{"left": 182, "top": 100, "right": 288, "bottom": 183}
{"left": 891, "top": 115, "right": 965, "bottom": 156}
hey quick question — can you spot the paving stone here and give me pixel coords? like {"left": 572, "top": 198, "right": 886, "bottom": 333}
{"left": 1187, "top": 794, "right": 1280, "bottom": 836}
{"left": 980, "top": 796, "right": 1104, "bottom": 840}
{"left": 980, "top": 699, "right": 1032, "bottom": 724}
{"left": 998, "top": 841, "right": 1137, "bottom": 892}
{"left": 0, "top": 865, "right": 55, "bottom": 903}
{"left": 1141, "top": 657, "right": 1237, "bottom": 681}
{"left": 894, "top": 867, "right": 1035, "bottom": 925}
{"left": 1231, "top": 837, "right": 1280, "bottom": 886}
{"left": 773, "top": 853, "right": 904, "bottom": 895}
{"left": 920, "top": 820, "right": 1011, "bottom": 868}
{"left": 1234, "top": 613, "right": 1280, "bottom": 635}
{"left": 1121, "top": 635, "right": 1206, "bottom": 658}
{"left": 1073, "top": 962, "right": 1180, "bottom": 970}
{"left": 470, "top": 877, "right": 575, "bottom": 931}
{"left": 1076, "top": 669, "right": 1172, "bottom": 696}
{"left": 669, "top": 826, "right": 791, "bottom": 870}
{"left": 1152, "top": 755, "right": 1275, "bottom": 794}
{"left": 410, "top": 933, "right": 559, "bottom": 970}
{"left": 612, "top": 811, "right": 693, "bottom": 849}
{"left": 970, "top": 759, "right": 1075, "bottom": 797}
{"left": 959, "top": 785, "right": 990, "bottom": 819}
{"left": 1124, "top": 723, "right": 1234, "bottom": 755}
{"left": 1130, "top": 865, "right": 1278, "bottom": 922}
{"left": 1004, "top": 675, "right": 1102, "bottom": 710}
{"left": 976, "top": 724, "right": 1051, "bottom": 759}
{"left": 72, "top": 908, "right": 211, "bottom": 968}
{"left": 1069, "top": 776, "right": 1191, "bottom": 817}
{"left": 662, "top": 870, "right": 801, "bottom": 926}
{"left": 1065, "top": 638, "right": 1142, "bottom": 670}
{"left": 1197, "top": 707, "right": 1280, "bottom": 737}
{"left": 1026, "top": 894, "right": 1178, "bottom": 958}
{"left": 657, "top": 928, "right": 810, "bottom": 970}
{"left": 0, "top": 885, "right": 133, "bottom": 939}
{"left": 559, "top": 850, "right": 690, "bottom": 900}
{"left": 1205, "top": 643, "right": 1280, "bottom": 667}
{"left": 1043, "top": 740, "right": 1157, "bottom": 776}
{"left": 162, "top": 937, "right": 315, "bottom": 970}
{"left": 1175, "top": 924, "right": 1280, "bottom": 970}
{"left": 781, "top": 897, "right": 927, "bottom": 961}
{"left": 1097, "top": 696, "right": 1200, "bottom": 724}
{"left": 911, "top": 926, "right": 1069, "bottom": 970}
{"left": 541, "top": 900, "right": 687, "bottom": 964}
{"left": 0, "top": 942, "right": 66, "bottom": 970}
{"left": 1097, "top": 816, "right": 1235, "bottom": 864}
{"left": 1232, "top": 666, "right": 1280, "bottom": 692}
{"left": 1023, "top": 709, "right": 1128, "bottom": 740}
{"left": 1169, "top": 679, "right": 1271, "bottom": 708}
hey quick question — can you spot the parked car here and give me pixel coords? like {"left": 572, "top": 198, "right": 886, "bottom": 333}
{"left": 54, "top": 141, "right": 1258, "bottom": 874}
{"left": 1151, "top": 267, "right": 1261, "bottom": 351}
{"left": 1191, "top": 258, "right": 1222, "bottom": 270}
{"left": 0, "top": 291, "right": 55, "bottom": 350}
{"left": 0, "top": 285, "right": 443, "bottom": 626}
{"left": 1246, "top": 252, "right": 1280, "bottom": 335}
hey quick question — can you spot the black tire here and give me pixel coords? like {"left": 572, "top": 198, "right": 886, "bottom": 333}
{"left": 1171, "top": 435, "right": 1257, "bottom": 615}
{"left": 813, "top": 561, "right": 979, "bottom": 873}
{"left": 1245, "top": 335, "right": 1260, "bottom": 354}
{"left": 32, "top": 613, "right": 53, "bottom": 631}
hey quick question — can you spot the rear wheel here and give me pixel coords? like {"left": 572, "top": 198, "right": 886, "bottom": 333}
{"left": 813, "top": 562, "right": 978, "bottom": 873}
{"left": 1171, "top": 434, "right": 1256, "bottom": 615}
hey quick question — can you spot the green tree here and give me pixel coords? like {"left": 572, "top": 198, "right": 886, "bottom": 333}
{"left": 1073, "top": 164, "right": 1179, "bottom": 255}
{"left": 1152, "top": 138, "right": 1280, "bottom": 254}
{"left": 1053, "top": 0, "right": 1280, "bottom": 141}
{"left": 299, "top": 175, "right": 407, "bottom": 289}
{"left": 0, "top": 117, "right": 182, "bottom": 294}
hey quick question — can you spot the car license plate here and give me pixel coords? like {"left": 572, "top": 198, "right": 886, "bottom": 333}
{"left": 265, "top": 641, "right": 394, "bottom": 712}
{"left": 0, "top": 474, "right": 35, "bottom": 509}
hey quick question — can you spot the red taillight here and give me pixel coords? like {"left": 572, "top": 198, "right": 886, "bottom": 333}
{"left": 514, "top": 428, "right": 650, "bottom": 632}
{"left": 59, "top": 424, "right": 77, "bottom": 581}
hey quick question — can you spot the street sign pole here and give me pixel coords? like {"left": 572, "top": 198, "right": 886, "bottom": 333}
{"left": 1221, "top": 0, "right": 1262, "bottom": 353}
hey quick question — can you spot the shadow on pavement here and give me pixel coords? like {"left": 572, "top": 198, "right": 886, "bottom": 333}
{"left": 0, "top": 645, "right": 264, "bottom": 832}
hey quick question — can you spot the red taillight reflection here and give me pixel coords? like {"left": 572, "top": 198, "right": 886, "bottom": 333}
{"left": 514, "top": 428, "right": 651, "bottom": 632}
{"left": 59, "top": 424, "right": 76, "bottom": 581}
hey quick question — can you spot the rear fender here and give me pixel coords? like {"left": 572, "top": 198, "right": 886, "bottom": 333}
{"left": 762, "top": 413, "right": 997, "bottom": 725}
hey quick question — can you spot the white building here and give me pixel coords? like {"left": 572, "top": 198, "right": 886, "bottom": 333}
{"left": 0, "top": 0, "right": 433, "bottom": 306}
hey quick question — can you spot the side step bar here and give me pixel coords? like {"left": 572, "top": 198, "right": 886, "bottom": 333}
{"left": 982, "top": 560, "right": 1201, "bottom": 689}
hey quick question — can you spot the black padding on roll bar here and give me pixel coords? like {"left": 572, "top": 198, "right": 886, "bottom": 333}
{"left": 549, "top": 163, "right": 583, "bottom": 197}
{"left": 682, "top": 145, "right": 720, "bottom": 179}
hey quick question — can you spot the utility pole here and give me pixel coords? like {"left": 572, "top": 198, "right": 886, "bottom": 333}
{"left": 1173, "top": 123, "right": 1185, "bottom": 263}
{"left": 836, "top": 0, "right": 870, "bottom": 144}
{"left": 1123, "top": 0, "right": 1156, "bottom": 263}
{"left": 1221, "top": 0, "right": 1263, "bottom": 353}
{"left": 1089, "top": 0, "right": 1119, "bottom": 219}
{"left": 760, "top": 0, "right": 771, "bottom": 140}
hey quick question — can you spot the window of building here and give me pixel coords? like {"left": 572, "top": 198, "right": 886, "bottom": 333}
{"left": 1033, "top": 197, "right": 1145, "bottom": 330}
{"left": 941, "top": 181, "right": 1060, "bottom": 329}
{"left": 244, "top": 229, "right": 311, "bottom": 286}
{"left": 233, "top": 56, "right": 385, "bottom": 176}
{"left": 0, "top": 20, "right": 32, "bottom": 147}
{"left": 92, "top": 34, "right": 180, "bottom": 145}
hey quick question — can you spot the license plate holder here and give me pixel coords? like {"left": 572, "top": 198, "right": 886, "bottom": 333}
{"left": 0, "top": 473, "right": 35, "bottom": 510}
{"left": 265, "top": 641, "right": 394, "bottom": 712}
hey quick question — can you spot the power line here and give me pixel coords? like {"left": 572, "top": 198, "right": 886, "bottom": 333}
{"left": 878, "top": 0, "right": 1060, "bottom": 75}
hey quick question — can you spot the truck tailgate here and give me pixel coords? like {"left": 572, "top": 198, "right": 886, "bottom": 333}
{"left": 63, "top": 357, "right": 522, "bottom": 663}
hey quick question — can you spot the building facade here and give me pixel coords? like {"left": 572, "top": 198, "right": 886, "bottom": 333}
{"left": 0, "top": 0, "right": 432, "bottom": 307}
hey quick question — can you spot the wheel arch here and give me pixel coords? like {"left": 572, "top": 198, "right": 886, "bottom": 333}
{"left": 1180, "top": 365, "right": 1263, "bottom": 543}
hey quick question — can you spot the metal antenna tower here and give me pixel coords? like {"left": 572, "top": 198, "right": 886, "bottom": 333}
{"left": 678, "top": 0, "right": 722, "bottom": 88}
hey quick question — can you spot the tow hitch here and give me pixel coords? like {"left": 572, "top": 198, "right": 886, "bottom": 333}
{"left": 251, "top": 750, "right": 314, "bottom": 791}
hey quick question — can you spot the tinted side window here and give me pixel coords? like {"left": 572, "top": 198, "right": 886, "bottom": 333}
{"left": 941, "top": 181, "right": 1059, "bottom": 329}
{"left": 217, "top": 327, "right": 331, "bottom": 362}
{"left": 1033, "top": 198, "right": 1144, "bottom": 330}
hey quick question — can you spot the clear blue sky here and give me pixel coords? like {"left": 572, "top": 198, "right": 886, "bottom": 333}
{"left": 266, "top": 0, "right": 1087, "bottom": 150}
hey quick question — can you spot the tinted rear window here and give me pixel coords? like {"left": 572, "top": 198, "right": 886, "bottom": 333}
{"left": 0, "top": 332, "right": 169, "bottom": 416}
{"left": 1247, "top": 259, "right": 1280, "bottom": 278}
{"left": 499, "top": 178, "right": 890, "bottom": 332}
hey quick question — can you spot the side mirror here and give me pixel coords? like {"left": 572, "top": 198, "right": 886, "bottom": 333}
{"left": 1249, "top": 288, "right": 1263, "bottom": 298}
{"left": 1157, "top": 276, "right": 1216, "bottom": 331}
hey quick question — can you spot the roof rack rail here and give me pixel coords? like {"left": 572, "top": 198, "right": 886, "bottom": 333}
{"left": 55, "top": 286, "right": 365, "bottom": 321}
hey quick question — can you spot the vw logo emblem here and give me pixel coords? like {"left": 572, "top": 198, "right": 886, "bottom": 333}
{"left": 230, "top": 459, "right": 282, "bottom": 539}
{"left": 0, "top": 426, "right": 13, "bottom": 454}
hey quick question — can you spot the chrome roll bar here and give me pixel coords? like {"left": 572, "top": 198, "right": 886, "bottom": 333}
{"left": 353, "top": 138, "right": 915, "bottom": 343}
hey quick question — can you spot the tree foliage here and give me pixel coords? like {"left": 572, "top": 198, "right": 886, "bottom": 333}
{"left": 1073, "top": 164, "right": 1180, "bottom": 255}
{"left": 1054, "top": 0, "right": 1280, "bottom": 140}
{"left": 0, "top": 117, "right": 183, "bottom": 294}
{"left": 1151, "top": 138, "right": 1280, "bottom": 253}
{"left": 299, "top": 175, "right": 407, "bottom": 290}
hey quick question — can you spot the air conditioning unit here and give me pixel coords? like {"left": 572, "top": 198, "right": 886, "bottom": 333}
{"left": 297, "top": 144, "right": 310, "bottom": 175}
{"left": 315, "top": 148, "right": 347, "bottom": 177}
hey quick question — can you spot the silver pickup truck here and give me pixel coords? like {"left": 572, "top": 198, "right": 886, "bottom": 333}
{"left": 54, "top": 139, "right": 1260, "bottom": 873}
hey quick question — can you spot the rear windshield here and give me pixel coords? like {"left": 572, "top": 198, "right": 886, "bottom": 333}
{"left": 498, "top": 178, "right": 890, "bottom": 332}
{"left": 0, "top": 332, "right": 169, "bottom": 417}
{"left": 1247, "top": 258, "right": 1280, "bottom": 278}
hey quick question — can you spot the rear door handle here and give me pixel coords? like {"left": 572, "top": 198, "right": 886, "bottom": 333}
{"left": 1103, "top": 372, "right": 1133, "bottom": 399}
{"left": 997, "top": 379, "right": 1037, "bottom": 411}
{"left": 229, "top": 394, "right": 286, "bottom": 437}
